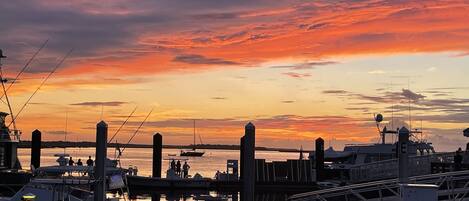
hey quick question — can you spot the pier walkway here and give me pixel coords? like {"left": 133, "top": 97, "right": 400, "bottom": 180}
{"left": 288, "top": 170, "right": 469, "bottom": 201}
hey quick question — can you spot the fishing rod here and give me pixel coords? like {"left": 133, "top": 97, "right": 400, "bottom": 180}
{"left": 0, "top": 39, "right": 49, "bottom": 103}
{"left": 108, "top": 106, "right": 138, "bottom": 143}
{"left": 8, "top": 49, "right": 73, "bottom": 127}
{"left": 118, "top": 108, "right": 153, "bottom": 157}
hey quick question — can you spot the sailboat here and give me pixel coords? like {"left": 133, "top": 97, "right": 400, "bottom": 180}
{"left": 180, "top": 120, "right": 205, "bottom": 157}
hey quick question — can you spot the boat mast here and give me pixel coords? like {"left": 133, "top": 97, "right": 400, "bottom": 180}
{"left": 64, "top": 109, "right": 68, "bottom": 154}
{"left": 193, "top": 119, "right": 196, "bottom": 150}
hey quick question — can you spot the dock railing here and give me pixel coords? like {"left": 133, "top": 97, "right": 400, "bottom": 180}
{"left": 349, "top": 152, "right": 455, "bottom": 183}
{"left": 289, "top": 170, "right": 469, "bottom": 201}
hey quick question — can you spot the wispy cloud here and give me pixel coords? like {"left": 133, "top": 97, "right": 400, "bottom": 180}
{"left": 282, "top": 72, "right": 311, "bottom": 78}
{"left": 211, "top": 97, "right": 227, "bottom": 100}
{"left": 271, "top": 61, "right": 337, "bottom": 70}
{"left": 70, "top": 101, "right": 128, "bottom": 107}
{"left": 324, "top": 88, "right": 469, "bottom": 125}
{"left": 173, "top": 54, "right": 241, "bottom": 65}
{"left": 401, "top": 89, "right": 425, "bottom": 101}
{"left": 322, "top": 90, "right": 349, "bottom": 94}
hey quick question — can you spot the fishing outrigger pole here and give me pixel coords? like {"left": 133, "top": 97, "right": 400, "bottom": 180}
{"left": 0, "top": 49, "right": 20, "bottom": 140}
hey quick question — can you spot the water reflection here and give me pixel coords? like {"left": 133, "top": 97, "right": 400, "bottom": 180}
{"left": 129, "top": 190, "right": 294, "bottom": 201}
{"left": 129, "top": 190, "right": 229, "bottom": 201}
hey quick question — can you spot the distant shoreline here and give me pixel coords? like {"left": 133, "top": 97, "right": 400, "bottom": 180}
{"left": 18, "top": 141, "right": 309, "bottom": 153}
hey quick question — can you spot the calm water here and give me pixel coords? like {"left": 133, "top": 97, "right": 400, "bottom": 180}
{"left": 18, "top": 148, "right": 302, "bottom": 200}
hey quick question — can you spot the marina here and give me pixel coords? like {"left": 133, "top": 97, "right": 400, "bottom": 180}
{"left": 1, "top": 1, "right": 469, "bottom": 200}
{"left": 3, "top": 116, "right": 469, "bottom": 200}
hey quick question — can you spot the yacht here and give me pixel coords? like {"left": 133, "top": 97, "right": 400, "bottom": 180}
{"left": 309, "top": 114, "right": 436, "bottom": 180}
{"left": 1, "top": 154, "right": 127, "bottom": 201}
{"left": 0, "top": 112, "right": 32, "bottom": 195}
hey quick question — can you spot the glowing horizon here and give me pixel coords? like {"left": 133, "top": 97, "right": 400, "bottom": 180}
{"left": 1, "top": 0, "right": 469, "bottom": 151}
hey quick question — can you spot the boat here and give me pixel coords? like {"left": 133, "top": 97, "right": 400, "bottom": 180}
{"left": 0, "top": 112, "right": 32, "bottom": 194}
{"left": 180, "top": 149, "right": 205, "bottom": 157}
{"left": 180, "top": 120, "right": 205, "bottom": 157}
{"left": 0, "top": 54, "right": 33, "bottom": 195}
{"left": 0, "top": 153, "right": 128, "bottom": 201}
{"left": 0, "top": 48, "right": 55, "bottom": 195}
{"left": 308, "top": 113, "right": 437, "bottom": 183}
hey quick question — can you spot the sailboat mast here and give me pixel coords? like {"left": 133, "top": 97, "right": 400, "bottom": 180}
{"left": 193, "top": 119, "right": 196, "bottom": 149}
{"left": 64, "top": 109, "right": 68, "bottom": 154}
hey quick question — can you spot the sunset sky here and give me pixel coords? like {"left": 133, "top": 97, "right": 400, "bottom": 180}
{"left": 1, "top": 0, "right": 469, "bottom": 151}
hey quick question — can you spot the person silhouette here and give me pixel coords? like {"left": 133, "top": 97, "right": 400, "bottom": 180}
{"left": 176, "top": 160, "right": 182, "bottom": 176}
{"left": 68, "top": 157, "right": 75, "bottom": 166}
{"left": 77, "top": 159, "right": 83, "bottom": 166}
{"left": 170, "top": 159, "right": 176, "bottom": 171}
{"left": 183, "top": 161, "right": 190, "bottom": 178}
{"left": 86, "top": 156, "right": 94, "bottom": 166}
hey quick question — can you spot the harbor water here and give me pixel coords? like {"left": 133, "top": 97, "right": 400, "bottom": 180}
{"left": 18, "top": 148, "right": 301, "bottom": 200}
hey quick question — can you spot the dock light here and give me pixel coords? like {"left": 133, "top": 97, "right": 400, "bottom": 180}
{"left": 21, "top": 193, "right": 36, "bottom": 201}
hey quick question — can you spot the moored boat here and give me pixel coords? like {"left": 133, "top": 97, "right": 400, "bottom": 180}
{"left": 180, "top": 120, "right": 205, "bottom": 157}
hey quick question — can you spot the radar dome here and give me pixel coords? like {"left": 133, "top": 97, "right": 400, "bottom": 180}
{"left": 375, "top": 114, "right": 383, "bottom": 123}
{"left": 464, "top": 128, "right": 469, "bottom": 137}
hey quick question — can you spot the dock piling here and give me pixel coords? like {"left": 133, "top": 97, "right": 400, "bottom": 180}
{"left": 240, "top": 136, "right": 244, "bottom": 179}
{"left": 31, "top": 129, "right": 41, "bottom": 169}
{"left": 398, "top": 127, "right": 409, "bottom": 184}
{"left": 152, "top": 133, "right": 162, "bottom": 178}
{"left": 315, "top": 138, "right": 324, "bottom": 181}
{"left": 94, "top": 121, "right": 108, "bottom": 201}
{"left": 242, "top": 122, "right": 255, "bottom": 201}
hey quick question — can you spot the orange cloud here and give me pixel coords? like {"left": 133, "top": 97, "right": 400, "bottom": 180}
{"left": 47, "top": 0, "right": 468, "bottom": 78}
{"left": 2, "top": 0, "right": 468, "bottom": 150}
{"left": 3, "top": 0, "right": 468, "bottom": 81}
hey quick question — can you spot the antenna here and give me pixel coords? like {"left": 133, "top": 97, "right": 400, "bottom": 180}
{"left": 408, "top": 79, "right": 412, "bottom": 131}
{"left": 420, "top": 119, "right": 423, "bottom": 141}
{"left": 391, "top": 81, "right": 394, "bottom": 130}
{"left": 8, "top": 49, "right": 73, "bottom": 127}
